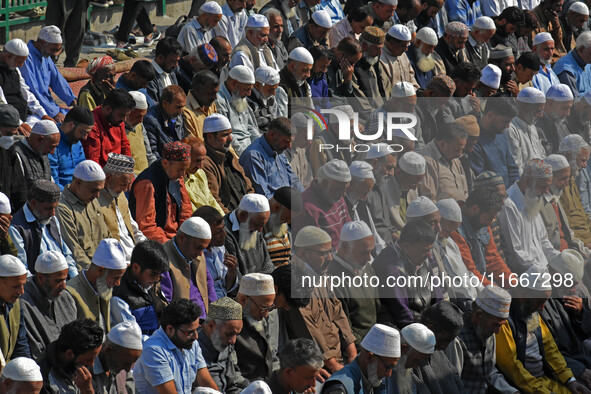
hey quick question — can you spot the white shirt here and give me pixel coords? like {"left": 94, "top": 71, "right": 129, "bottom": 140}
{"left": 177, "top": 18, "right": 214, "bottom": 53}
{"left": 151, "top": 60, "right": 173, "bottom": 89}
{"left": 329, "top": 17, "right": 358, "bottom": 48}
{"left": 498, "top": 182, "right": 560, "bottom": 273}
{"left": 504, "top": 116, "right": 547, "bottom": 175}
{"left": 480, "top": 0, "right": 518, "bottom": 16}
{"left": 114, "top": 204, "right": 146, "bottom": 261}
{"left": 213, "top": 3, "right": 248, "bottom": 49}
{"left": 438, "top": 238, "right": 482, "bottom": 300}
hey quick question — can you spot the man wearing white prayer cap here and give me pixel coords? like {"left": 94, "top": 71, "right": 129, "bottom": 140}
{"left": 0, "top": 255, "right": 29, "bottom": 362}
{"left": 123, "top": 92, "right": 153, "bottom": 176}
{"left": 538, "top": 84, "right": 575, "bottom": 154}
{"left": 563, "top": 2, "right": 590, "bottom": 53}
{"left": 531, "top": 32, "right": 560, "bottom": 94}
{"left": 0, "top": 192, "right": 16, "bottom": 258}
{"left": 20, "top": 251, "right": 77, "bottom": 360}
{"left": 177, "top": 2, "right": 223, "bottom": 52}
{"left": 406, "top": 195, "right": 441, "bottom": 233}
{"left": 12, "top": 119, "right": 60, "bottom": 197}
{"left": 56, "top": 159, "right": 110, "bottom": 271}
{"left": 66, "top": 238, "right": 127, "bottom": 333}
{"left": 445, "top": 286, "right": 518, "bottom": 393}
{"left": 495, "top": 267, "right": 590, "bottom": 394}
{"left": 217, "top": 64, "right": 261, "bottom": 155}
{"left": 0, "top": 357, "right": 43, "bottom": 393}
{"left": 366, "top": 82, "right": 419, "bottom": 140}
{"left": 248, "top": 66, "right": 288, "bottom": 133}
{"left": 293, "top": 159, "right": 352, "bottom": 250}
{"left": 504, "top": 87, "right": 547, "bottom": 173}
{"left": 225, "top": 193, "right": 273, "bottom": 275}
{"left": 499, "top": 158, "right": 562, "bottom": 274}
{"left": 21, "top": 26, "right": 75, "bottom": 125}
{"left": 234, "top": 273, "right": 276, "bottom": 380}
{"left": 288, "top": 10, "right": 331, "bottom": 52}
{"left": 327, "top": 221, "right": 379, "bottom": 341}
{"left": 160, "top": 216, "right": 216, "bottom": 320}
{"left": 93, "top": 321, "right": 143, "bottom": 393}
{"left": 291, "top": 226, "right": 358, "bottom": 373}
{"left": 384, "top": 151, "right": 425, "bottom": 232}
{"left": 466, "top": 17, "right": 495, "bottom": 70}
{"left": 381, "top": 24, "right": 420, "bottom": 95}
{"left": 477, "top": 64, "right": 502, "bottom": 97}
{"left": 231, "top": 14, "right": 278, "bottom": 77}
{"left": 324, "top": 323, "right": 400, "bottom": 392}
{"left": 280, "top": 47, "right": 314, "bottom": 105}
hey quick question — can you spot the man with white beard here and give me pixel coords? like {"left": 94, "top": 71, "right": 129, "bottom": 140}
{"left": 465, "top": 16, "right": 496, "bottom": 70}
{"left": 198, "top": 297, "right": 250, "bottom": 393}
{"left": 558, "top": 135, "right": 591, "bottom": 247}
{"left": 215, "top": 65, "right": 260, "bottom": 155}
{"left": 539, "top": 154, "right": 591, "bottom": 256}
{"left": 406, "top": 27, "right": 439, "bottom": 89}
{"left": 537, "top": 84, "right": 574, "bottom": 155}
{"left": 224, "top": 193, "right": 274, "bottom": 275}
{"left": 504, "top": 87, "right": 548, "bottom": 174}
{"left": 235, "top": 273, "right": 278, "bottom": 381}
{"left": 279, "top": 47, "right": 314, "bottom": 108}
{"left": 247, "top": 66, "right": 288, "bottom": 133}
{"left": 66, "top": 238, "right": 128, "bottom": 334}
{"left": 0, "top": 357, "right": 43, "bottom": 394}
{"left": 498, "top": 158, "right": 561, "bottom": 274}
{"left": 386, "top": 323, "right": 436, "bottom": 394}
{"left": 230, "top": 14, "right": 278, "bottom": 73}
{"left": 263, "top": 187, "right": 302, "bottom": 266}
{"left": 532, "top": 32, "right": 561, "bottom": 93}
{"left": 323, "top": 324, "right": 401, "bottom": 393}
{"left": 572, "top": 134, "right": 591, "bottom": 216}
{"left": 380, "top": 25, "right": 420, "bottom": 93}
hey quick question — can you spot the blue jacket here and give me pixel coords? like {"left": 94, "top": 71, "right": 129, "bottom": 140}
{"left": 115, "top": 75, "right": 155, "bottom": 108}
{"left": 554, "top": 49, "right": 586, "bottom": 97}
{"left": 308, "top": 72, "right": 331, "bottom": 111}
{"left": 48, "top": 130, "right": 86, "bottom": 190}
{"left": 445, "top": 0, "right": 481, "bottom": 27}
{"left": 469, "top": 128, "right": 520, "bottom": 188}
{"left": 143, "top": 104, "right": 185, "bottom": 159}
{"left": 324, "top": 359, "right": 387, "bottom": 394}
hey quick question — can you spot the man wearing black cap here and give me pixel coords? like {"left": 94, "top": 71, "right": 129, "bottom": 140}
{"left": 264, "top": 187, "right": 302, "bottom": 266}
{"left": 0, "top": 104, "right": 27, "bottom": 213}
{"left": 9, "top": 179, "right": 77, "bottom": 277}
{"left": 48, "top": 106, "right": 94, "bottom": 191}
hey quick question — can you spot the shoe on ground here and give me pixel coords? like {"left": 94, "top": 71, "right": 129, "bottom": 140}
{"left": 90, "top": 0, "right": 109, "bottom": 7}
{"left": 143, "top": 30, "right": 159, "bottom": 46}
{"left": 115, "top": 41, "right": 131, "bottom": 50}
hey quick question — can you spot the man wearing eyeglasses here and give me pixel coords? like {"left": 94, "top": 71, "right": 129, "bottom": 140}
{"left": 323, "top": 323, "right": 401, "bottom": 393}
{"left": 235, "top": 273, "right": 278, "bottom": 381}
{"left": 134, "top": 298, "right": 219, "bottom": 393}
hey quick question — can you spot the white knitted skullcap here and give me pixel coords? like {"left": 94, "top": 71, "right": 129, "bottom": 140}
{"left": 108, "top": 321, "right": 143, "bottom": 350}
{"left": 475, "top": 285, "right": 511, "bottom": 318}
{"left": 533, "top": 32, "right": 554, "bottom": 46}
{"left": 195, "top": 388, "right": 223, "bottom": 394}
{"left": 179, "top": 217, "right": 212, "bottom": 239}
{"left": 416, "top": 27, "right": 438, "bottom": 46}
{"left": 473, "top": 16, "right": 495, "bottom": 30}
{"left": 1, "top": 358, "right": 42, "bottom": 382}
{"left": 39, "top": 25, "right": 62, "bottom": 44}
{"left": 311, "top": 10, "right": 332, "bottom": 29}
{"left": 436, "top": 198, "right": 462, "bottom": 222}
{"left": 392, "top": 81, "right": 416, "bottom": 97}
{"left": 406, "top": 196, "right": 438, "bottom": 218}
{"left": 73, "top": 160, "right": 106, "bottom": 182}
{"left": 239, "top": 273, "right": 275, "bottom": 296}
{"left": 239, "top": 193, "right": 270, "bottom": 213}
{"left": 289, "top": 47, "right": 314, "bottom": 64}
{"left": 349, "top": 161, "right": 375, "bottom": 179}
{"left": 569, "top": 1, "right": 589, "bottom": 15}
{"left": 547, "top": 84, "right": 574, "bottom": 101}
{"left": 517, "top": 87, "right": 546, "bottom": 104}
{"left": 559, "top": 134, "right": 589, "bottom": 152}
{"left": 200, "top": 1, "right": 223, "bottom": 14}
{"left": 129, "top": 91, "right": 148, "bottom": 110}
{"left": 480, "top": 64, "right": 502, "bottom": 89}
{"left": 544, "top": 154, "right": 570, "bottom": 172}
{"left": 0, "top": 192, "right": 10, "bottom": 215}
{"left": 549, "top": 249, "right": 584, "bottom": 283}
{"left": 319, "top": 159, "right": 351, "bottom": 182}
{"left": 92, "top": 238, "right": 127, "bottom": 270}
{"left": 35, "top": 251, "right": 68, "bottom": 274}
{"left": 254, "top": 66, "right": 280, "bottom": 85}
{"left": 31, "top": 119, "right": 59, "bottom": 136}
{"left": 401, "top": 323, "right": 436, "bottom": 354}
{"left": 378, "top": 0, "right": 398, "bottom": 5}
{"left": 4, "top": 39, "right": 29, "bottom": 57}
{"left": 387, "top": 24, "right": 411, "bottom": 41}
{"left": 247, "top": 14, "right": 270, "bottom": 28}
{"left": 366, "top": 143, "right": 391, "bottom": 160}
{"left": 399, "top": 151, "right": 425, "bottom": 175}
{"left": 340, "top": 220, "right": 373, "bottom": 242}
{"left": 361, "top": 324, "right": 401, "bottom": 358}
{"left": 229, "top": 65, "right": 255, "bottom": 84}
{"left": 240, "top": 381, "right": 273, "bottom": 394}
{"left": 332, "top": 104, "right": 355, "bottom": 118}
{"left": 203, "top": 113, "right": 232, "bottom": 133}
{"left": 0, "top": 255, "right": 27, "bottom": 277}
{"left": 294, "top": 226, "right": 332, "bottom": 247}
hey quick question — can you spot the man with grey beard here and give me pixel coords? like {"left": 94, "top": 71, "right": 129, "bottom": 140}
{"left": 224, "top": 194, "right": 274, "bottom": 275}
{"left": 66, "top": 238, "right": 128, "bottom": 334}
{"left": 263, "top": 187, "right": 302, "bottom": 266}
{"left": 386, "top": 323, "right": 436, "bottom": 394}
{"left": 498, "top": 158, "right": 561, "bottom": 274}
{"left": 532, "top": 32, "right": 561, "bottom": 93}
{"left": 407, "top": 27, "right": 439, "bottom": 89}
{"left": 199, "top": 297, "right": 250, "bottom": 394}
{"left": 263, "top": 9, "right": 289, "bottom": 69}
{"left": 260, "top": 0, "right": 300, "bottom": 41}
{"left": 215, "top": 65, "right": 260, "bottom": 156}
{"left": 465, "top": 17, "right": 496, "bottom": 70}
{"left": 495, "top": 268, "right": 591, "bottom": 394}
{"left": 9, "top": 179, "right": 77, "bottom": 277}
{"left": 537, "top": 84, "right": 575, "bottom": 155}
